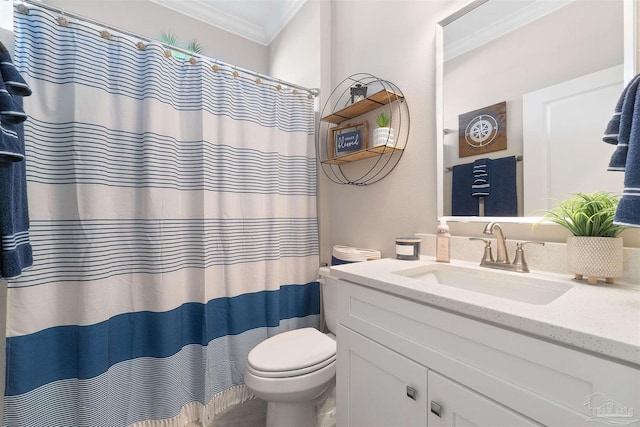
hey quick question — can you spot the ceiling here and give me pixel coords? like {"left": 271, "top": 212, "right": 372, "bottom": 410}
{"left": 149, "top": 0, "right": 308, "bottom": 46}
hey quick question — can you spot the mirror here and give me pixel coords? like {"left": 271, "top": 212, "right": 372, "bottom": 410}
{"left": 436, "top": 0, "right": 636, "bottom": 222}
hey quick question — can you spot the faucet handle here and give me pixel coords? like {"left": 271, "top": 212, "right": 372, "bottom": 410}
{"left": 469, "top": 237, "right": 494, "bottom": 264}
{"left": 469, "top": 237, "right": 491, "bottom": 245}
{"left": 512, "top": 241, "right": 545, "bottom": 272}
{"left": 517, "top": 241, "right": 545, "bottom": 248}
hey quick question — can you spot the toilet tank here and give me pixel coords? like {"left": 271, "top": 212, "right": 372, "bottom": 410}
{"left": 318, "top": 267, "right": 338, "bottom": 334}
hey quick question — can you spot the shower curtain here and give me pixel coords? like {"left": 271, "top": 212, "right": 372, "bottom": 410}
{"left": 5, "top": 5, "right": 319, "bottom": 427}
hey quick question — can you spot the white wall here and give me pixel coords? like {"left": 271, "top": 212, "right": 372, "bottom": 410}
{"left": 269, "top": 0, "right": 321, "bottom": 90}
{"left": 41, "top": 0, "right": 269, "bottom": 74}
{"left": 324, "top": 0, "right": 447, "bottom": 259}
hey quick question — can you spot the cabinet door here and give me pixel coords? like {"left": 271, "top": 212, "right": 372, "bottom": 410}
{"left": 428, "top": 371, "right": 542, "bottom": 427}
{"left": 337, "top": 325, "right": 428, "bottom": 427}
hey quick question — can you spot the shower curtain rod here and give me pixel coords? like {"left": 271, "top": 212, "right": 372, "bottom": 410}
{"left": 15, "top": 0, "right": 320, "bottom": 97}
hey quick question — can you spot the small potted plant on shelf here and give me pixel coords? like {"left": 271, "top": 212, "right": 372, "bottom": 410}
{"left": 373, "top": 111, "right": 394, "bottom": 147}
{"left": 536, "top": 192, "right": 626, "bottom": 285}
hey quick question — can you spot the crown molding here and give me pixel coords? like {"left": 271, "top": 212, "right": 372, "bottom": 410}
{"left": 268, "top": 0, "right": 308, "bottom": 44}
{"left": 150, "top": 0, "right": 308, "bottom": 46}
{"left": 444, "top": 0, "right": 573, "bottom": 62}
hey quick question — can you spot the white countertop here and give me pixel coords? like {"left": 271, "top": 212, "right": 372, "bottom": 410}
{"left": 330, "top": 256, "right": 640, "bottom": 366}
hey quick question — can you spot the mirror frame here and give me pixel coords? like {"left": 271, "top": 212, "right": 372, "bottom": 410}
{"left": 436, "top": 0, "right": 639, "bottom": 224}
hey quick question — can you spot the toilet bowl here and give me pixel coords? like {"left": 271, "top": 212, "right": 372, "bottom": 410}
{"left": 244, "top": 268, "right": 338, "bottom": 427}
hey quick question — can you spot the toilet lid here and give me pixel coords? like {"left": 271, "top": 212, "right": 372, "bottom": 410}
{"left": 247, "top": 328, "right": 336, "bottom": 373}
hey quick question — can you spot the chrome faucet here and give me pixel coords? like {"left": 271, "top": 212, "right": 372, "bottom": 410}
{"left": 469, "top": 222, "right": 545, "bottom": 273}
{"left": 483, "top": 222, "right": 509, "bottom": 263}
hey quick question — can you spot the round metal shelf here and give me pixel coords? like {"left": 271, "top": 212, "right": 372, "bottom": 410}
{"left": 317, "top": 73, "right": 410, "bottom": 185}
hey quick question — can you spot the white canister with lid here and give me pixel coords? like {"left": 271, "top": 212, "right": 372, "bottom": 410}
{"left": 395, "top": 237, "right": 421, "bottom": 260}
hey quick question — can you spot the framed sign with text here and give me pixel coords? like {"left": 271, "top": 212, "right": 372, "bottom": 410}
{"left": 330, "top": 121, "right": 368, "bottom": 158}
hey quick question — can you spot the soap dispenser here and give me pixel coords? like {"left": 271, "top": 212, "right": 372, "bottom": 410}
{"left": 436, "top": 219, "right": 451, "bottom": 263}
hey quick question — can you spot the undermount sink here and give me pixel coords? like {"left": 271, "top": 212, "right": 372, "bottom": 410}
{"left": 393, "top": 263, "right": 573, "bottom": 305}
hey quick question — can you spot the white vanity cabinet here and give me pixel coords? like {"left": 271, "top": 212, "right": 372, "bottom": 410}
{"left": 336, "top": 278, "right": 640, "bottom": 427}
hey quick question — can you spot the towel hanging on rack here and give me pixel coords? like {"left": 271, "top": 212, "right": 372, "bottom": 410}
{"left": 452, "top": 162, "right": 479, "bottom": 216}
{"left": 0, "top": 41, "right": 33, "bottom": 278}
{"left": 484, "top": 156, "right": 518, "bottom": 217}
{"left": 603, "top": 73, "right": 640, "bottom": 227}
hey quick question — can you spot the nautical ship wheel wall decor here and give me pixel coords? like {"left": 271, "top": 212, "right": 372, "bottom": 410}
{"left": 458, "top": 101, "right": 507, "bottom": 157}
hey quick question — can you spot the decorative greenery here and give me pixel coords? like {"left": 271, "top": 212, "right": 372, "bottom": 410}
{"left": 161, "top": 31, "right": 203, "bottom": 60}
{"left": 161, "top": 30, "right": 178, "bottom": 47}
{"left": 536, "top": 192, "right": 626, "bottom": 237}
{"left": 376, "top": 111, "right": 391, "bottom": 128}
{"left": 186, "top": 38, "right": 203, "bottom": 55}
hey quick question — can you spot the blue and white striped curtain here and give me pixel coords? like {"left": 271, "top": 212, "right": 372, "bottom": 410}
{"left": 5, "top": 5, "right": 319, "bottom": 426}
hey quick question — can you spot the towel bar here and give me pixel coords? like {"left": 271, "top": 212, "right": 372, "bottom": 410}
{"left": 446, "top": 155, "right": 522, "bottom": 172}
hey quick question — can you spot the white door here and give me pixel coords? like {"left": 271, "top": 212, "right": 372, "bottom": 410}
{"left": 523, "top": 65, "right": 624, "bottom": 214}
{"left": 428, "top": 371, "right": 543, "bottom": 427}
{"left": 336, "top": 325, "right": 428, "bottom": 427}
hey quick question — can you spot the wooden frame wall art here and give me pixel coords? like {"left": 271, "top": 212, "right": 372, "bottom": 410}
{"left": 458, "top": 101, "right": 507, "bottom": 158}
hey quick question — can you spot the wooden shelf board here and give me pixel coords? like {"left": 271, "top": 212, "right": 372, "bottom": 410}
{"left": 368, "top": 145, "right": 403, "bottom": 155}
{"left": 322, "top": 158, "right": 349, "bottom": 165}
{"left": 321, "top": 90, "right": 404, "bottom": 124}
{"left": 321, "top": 145, "right": 403, "bottom": 165}
{"left": 367, "top": 90, "right": 402, "bottom": 105}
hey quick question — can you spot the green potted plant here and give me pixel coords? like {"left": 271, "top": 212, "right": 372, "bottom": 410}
{"left": 373, "top": 111, "right": 394, "bottom": 147}
{"left": 537, "top": 192, "right": 626, "bottom": 284}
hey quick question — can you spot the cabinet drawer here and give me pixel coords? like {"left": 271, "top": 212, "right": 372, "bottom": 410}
{"left": 337, "top": 280, "right": 640, "bottom": 426}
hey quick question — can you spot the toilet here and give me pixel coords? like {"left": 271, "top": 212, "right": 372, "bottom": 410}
{"left": 244, "top": 267, "right": 337, "bottom": 427}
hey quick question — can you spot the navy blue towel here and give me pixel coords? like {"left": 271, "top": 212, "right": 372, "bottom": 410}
{"left": 603, "top": 74, "right": 640, "bottom": 172}
{"left": 452, "top": 162, "right": 479, "bottom": 216}
{"left": 0, "top": 42, "right": 32, "bottom": 278}
{"left": 0, "top": 78, "right": 26, "bottom": 163}
{"left": 484, "top": 156, "right": 518, "bottom": 217}
{"left": 604, "top": 73, "right": 640, "bottom": 227}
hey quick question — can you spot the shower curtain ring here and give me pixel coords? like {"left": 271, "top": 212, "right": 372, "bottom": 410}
{"left": 16, "top": 2, "right": 29, "bottom": 15}
{"left": 57, "top": 8, "right": 68, "bottom": 27}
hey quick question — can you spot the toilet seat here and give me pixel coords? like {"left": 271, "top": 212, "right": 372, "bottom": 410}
{"left": 247, "top": 354, "right": 336, "bottom": 378}
{"left": 247, "top": 328, "right": 336, "bottom": 379}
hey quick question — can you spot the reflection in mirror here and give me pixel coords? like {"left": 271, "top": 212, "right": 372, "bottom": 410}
{"left": 438, "top": 0, "right": 624, "bottom": 219}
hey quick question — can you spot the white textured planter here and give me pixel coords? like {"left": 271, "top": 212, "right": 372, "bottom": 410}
{"left": 566, "top": 236, "right": 623, "bottom": 284}
{"left": 373, "top": 127, "right": 394, "bottom": 147}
